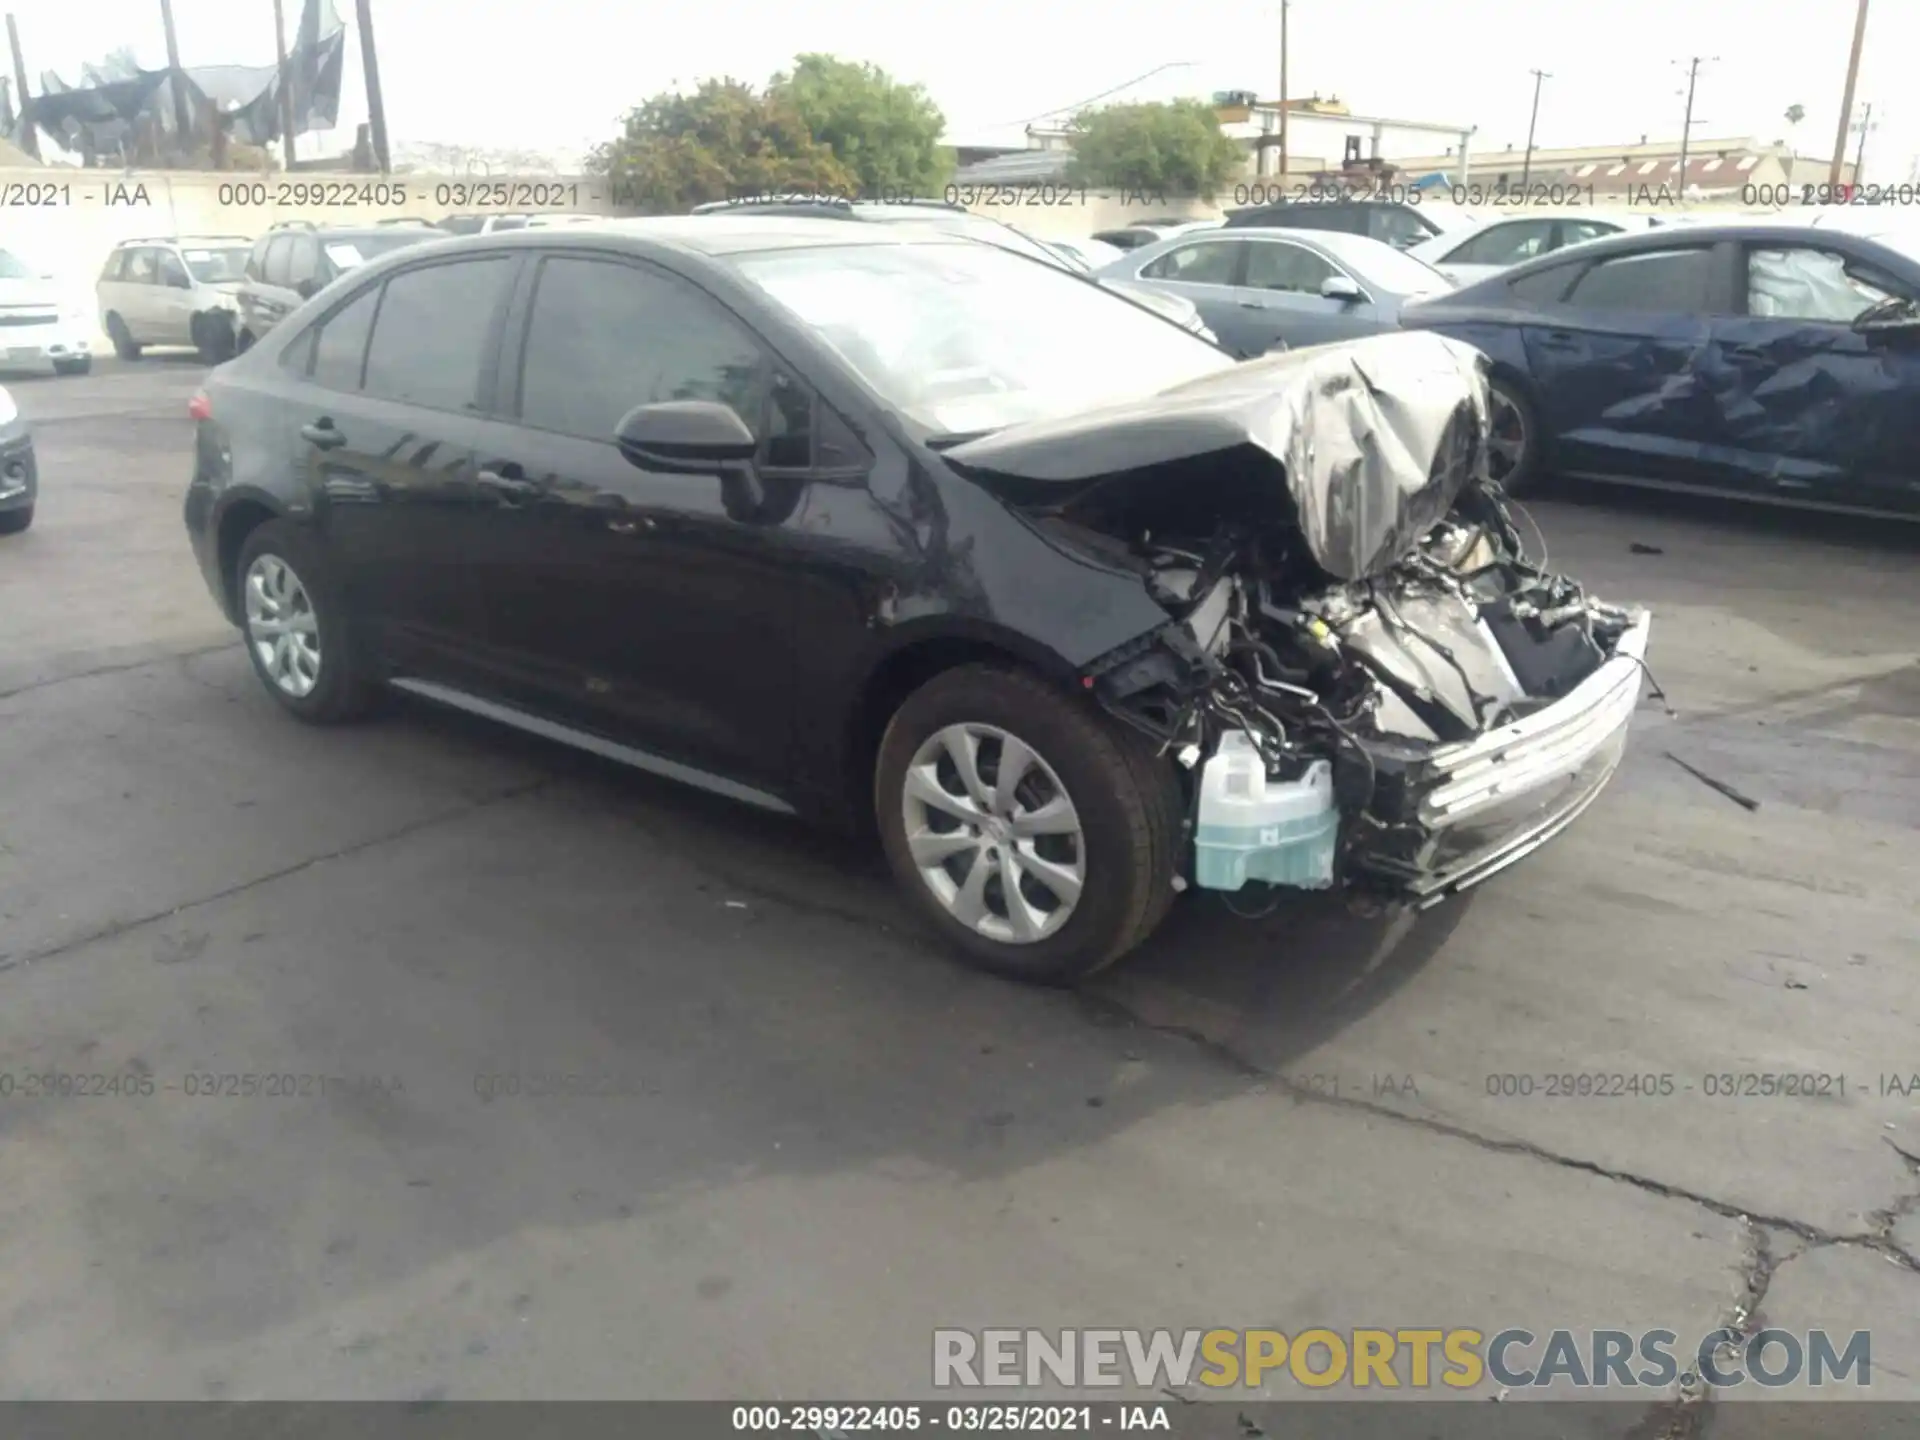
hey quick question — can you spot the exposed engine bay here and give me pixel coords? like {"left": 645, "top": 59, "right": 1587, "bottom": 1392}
{"left": 946, "top": 331, "right": 1653, "bottom": 905}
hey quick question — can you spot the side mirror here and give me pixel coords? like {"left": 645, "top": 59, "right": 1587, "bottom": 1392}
{"left": 1321, "top": 275, "right": 1364, "bottom": 303}
{"left": 1855, "top": 305, "right": 1920, "bottom": 339}
{"left": 615, "top": 399, "right": 766, "bottom": 515}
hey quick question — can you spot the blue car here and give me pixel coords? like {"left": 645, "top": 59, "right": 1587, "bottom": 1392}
{"left": 1398, "top": 222, "right": 1920, "bottom": 518}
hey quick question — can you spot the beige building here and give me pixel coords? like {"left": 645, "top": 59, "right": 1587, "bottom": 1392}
{"left": 1386, "top": 137, "right": 1858, "bottom": 199}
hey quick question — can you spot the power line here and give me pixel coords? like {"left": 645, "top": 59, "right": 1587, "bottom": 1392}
{"left": 989, "top": 60, "right": 1198, "bottom": 130}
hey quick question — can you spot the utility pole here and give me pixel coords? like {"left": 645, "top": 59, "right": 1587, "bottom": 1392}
{"left": 1830, "top": 0, "right": 1870, "bottom": 189}
{"left": 157, "top": 0, "right": 192, "bottom": 146}
{"left": 272, "top": 0, "right": 297, "bottom": 167}
{"left": 1675, "top": 56, "right": 1715, "bottom": 190}
{"left": 4, "top": 14, "right": 37, "bottom": 159}
{"left": 1277, "top": 0, "right": 1289, "bottom": 181}
{"left": 1851, "top": 102, "right": 1877, "bottom": 184}
{"left": 354, "top": 0, "right": 390, "bottom": 174}
{"left": 1520, "top": 69, "right": 1549, "bottom": 189}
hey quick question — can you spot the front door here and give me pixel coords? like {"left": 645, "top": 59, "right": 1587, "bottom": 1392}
{"left": 295, "top": 253, "right": 519, "bottom": 676}
{"left": 1520, "top": 242, "right": 1727, "bottom": 484}
{"left": 152, "top": 248, "right": 198, "bottom": 346}
{"left": 1239, "top": 237, "right": 1377, "bottom": 350}
{"left": 464, "top": 251, "right": 807, "bottom": 791}
{"left": 1700, "top": 239, "right": 1920, "bottom": 513}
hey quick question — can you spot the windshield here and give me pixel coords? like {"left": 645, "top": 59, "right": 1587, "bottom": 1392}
{"left": 734, "top": 240, "right": 1234, "bottom": 436}
{"left": 0, "top": 249, "right": 36, "bottom": 280}
{"left": 180, "top": 246, "right": 251, "bottom": 283}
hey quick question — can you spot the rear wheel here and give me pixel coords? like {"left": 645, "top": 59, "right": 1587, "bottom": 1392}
{"left": 1487, "top": 376, "right": 1545, "bottom": 496}
{"left": 234, "top": 520, "right": 378, "bottom": 724}
{"left": 105, "top": 313, "right": 141, "bottom": 361}
{"left": 0, "top": 505, "right": 31, "bottom": 535}
{"left": 53, "top": 356, "right": 91, "bottom": 376}
{"left": 192, "top": 312, "right": 234, "bottom": 364}
{"left": 876, "top": 664, "right": 1183, "bottom": 985}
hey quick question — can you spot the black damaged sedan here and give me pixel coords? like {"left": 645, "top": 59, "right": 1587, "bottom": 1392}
{"left": 184, "top": 217, "right": 1651, "bottom": 983}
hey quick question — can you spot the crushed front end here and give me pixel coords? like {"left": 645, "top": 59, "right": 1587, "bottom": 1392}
{"left": 946, "top": 331, "right": 1655, "bottom": 906}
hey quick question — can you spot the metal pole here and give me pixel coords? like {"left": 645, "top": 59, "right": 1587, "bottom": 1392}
{"left": 1520, "top": 69, "right": 1548, "bottom": 189}
{"left": 1853, "top": 102, "right": 1872, "bottom": 184}
{"left": 5, "top": 14, "right": 38, "bottom": 159}
{"left": 1829, "top": 0, "right": 1870, "bottom": 189}
{"left": 354, "top": 0, "right": 390, "bottom": 174}
{"left": 272, "top": 0, "right": 297, "bottom": 166}
{"left": 157, "top": 0, "right": 192, "bottom": 145}
{"left": 1677, "top": 58, "right": 1700, "bottom": 187}
{"left": 1277, "top": 0, "right": 1288, "bottom": 182}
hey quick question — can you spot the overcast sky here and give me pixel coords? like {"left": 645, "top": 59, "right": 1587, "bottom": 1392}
{"left": 12, "top": 0, "right": 1918, "bottom": 182}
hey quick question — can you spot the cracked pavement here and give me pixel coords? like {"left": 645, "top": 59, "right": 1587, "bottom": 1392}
{"left": 1, "top": 360, "right": 1917, "bottom": 1426}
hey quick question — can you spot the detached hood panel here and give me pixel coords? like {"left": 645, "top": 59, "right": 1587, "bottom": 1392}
{"left": 945, "top": 331, "right": 1494, "bottom": 582}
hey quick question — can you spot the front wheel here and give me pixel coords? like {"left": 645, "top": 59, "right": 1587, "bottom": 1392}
{"left": 875, "top": 664, "right": 1184, "bottom": 985}
{"left": 105, "top": 313, "right": 141, "bottom": 361}
{"left": 234, "top": 520, "right": 379, "bottom": 724}
{"left": 0, "top": 505, "right": 31, "bottom": 535}
{"left": 53, "top": 356, "right": 91, "bottom": 376}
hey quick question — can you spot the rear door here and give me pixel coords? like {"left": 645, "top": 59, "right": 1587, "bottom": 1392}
{"left": 293, "top": 253, "right": 519, "bottom": 677}
{"left": 1239, "top": 237, "right": 1376, "bottom": 349}
{"left": 1703, "top": 239, "right": 1920, "bottom": 511}
{"left": 1133, "top": 237, "right": 1254, "bottom": 354}
{"left": 462, "top": 251, "right": 826, "bottom": 789}
{"left": 152, "top": 247, "right": 198, "bottom": 345}
{"left": 117, "top": 247, "right": 163, "bottom": 339}
{"left": 1520, "top": 241, "right": 1729, "bottom": 483}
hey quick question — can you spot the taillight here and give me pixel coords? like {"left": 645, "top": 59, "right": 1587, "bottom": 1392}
{"left": 188, "top": 391, "right": 212, "bottom": 421}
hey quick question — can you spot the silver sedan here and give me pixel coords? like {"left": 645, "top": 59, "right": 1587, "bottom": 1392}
{"left": 1095, "top": 226, "right": 1453, "bottom": 358}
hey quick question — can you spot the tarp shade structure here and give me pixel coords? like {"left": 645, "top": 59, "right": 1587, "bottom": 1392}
{"left": 14, "top": 0, "right": 345, "bottom": 155}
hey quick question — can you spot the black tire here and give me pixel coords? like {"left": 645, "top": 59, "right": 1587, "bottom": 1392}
{"left": 0, "top": 505, "right": 31, "bottom": 535}
{"left": 53, "top": 356, "right": 91, "bottom": 376}
{"left": 1487, "top": 374, "right": 1546, "bottom": 497}
{"left": 192, "top": 313, "right": 234, "bottom": 365}
{"left": 236, "top": 328, "right": 256, "bottom": 355}
{"left": 875, "top": 664, "right": 1184, "bottom": 985}
{"left": 233, "top": 519, "right": 379, "bottom": 724}
{"left": 106, "top": 313, "right": 142, "bottom": 361}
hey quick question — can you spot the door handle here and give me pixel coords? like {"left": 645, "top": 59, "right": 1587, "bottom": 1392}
{"left": 299, "top": 420, "right": 345, "bottom": 449}
{"left": 1721, "top": 343, "right": 1769, "bottom": 363}
{"left": 1534, "top": 330, "right": 1581, "bottom": 350}
{"left": 476, "top": 467, "right": 540, "bottom": 502}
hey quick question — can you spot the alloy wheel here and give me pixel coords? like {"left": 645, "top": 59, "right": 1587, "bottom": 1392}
{"left": 1487, "top": 386, "right": 1530, "bottom": 485}
{"left": 899, "top": 723, "right": 1086, "bottom": 945}
{"left": 243, "top": 553, "right": 322, "bottom": 698}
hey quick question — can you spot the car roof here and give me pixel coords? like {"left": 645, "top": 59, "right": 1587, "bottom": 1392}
{"left": 1180, "top": 224, "right": 1417, "bottom": 266}
{"left": 688, "top": 197, "right": 967, "bottom": 220}
{"left": 417, "top": 214, "right": 986, "bottom": 259}
{"left": 116, "top": 235, "right": 251, "bottom": 247}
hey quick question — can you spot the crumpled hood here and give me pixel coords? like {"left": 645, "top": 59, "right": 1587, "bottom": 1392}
{"left": 944, "top": 330, "right": 1494, "bottom": 582}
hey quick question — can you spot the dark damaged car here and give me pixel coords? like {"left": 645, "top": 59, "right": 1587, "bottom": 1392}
{"left": 1398, "top": 222, "right": 1920, "bottom": 516}
{"left": 183, "top": 218, "right": 1652, "bottom": 983}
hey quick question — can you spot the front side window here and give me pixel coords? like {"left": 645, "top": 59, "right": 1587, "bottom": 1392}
{"left": 307, "top": 285, "right": 382, "bottom": 391}
{"left": 1370, "top": 206, "right": 1435, "bottom": 246}
{"left": 1565, "top": 248, "right": 1714, "bottom": 311}
{"left": 1747, "top": 246, "right": 1905, "bottom": 322}
{"left": 157, "top": 249, "right": 191, "bottom": 287}
{"left": 1244, "top": 241, "right": 1340, "bottom": 295}
{"left": 1556, "top": 219, "right": 1623, "bottom": 249}
{"left": 284, "top": 237, "right": 322, "bottom": 292}
{"left": 1448, "top": 220, "right": 1556, "bottom": 267}
{"left": 517, "top": 256, "right": 765, "bottom": 442}
{"left": 735, "top": 238, "right": 1235, "bottom": 436}
{"left": 361, "top": 258, "right": 514, "bottom": 412}
{"left": 126, "top": 248, "right": 160, "bottom": 285}
{"left": 1140, "top": 240, "right": 1242, "bottom": 285}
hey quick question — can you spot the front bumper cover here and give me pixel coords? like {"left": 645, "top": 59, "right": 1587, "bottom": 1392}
{"left": 1352, "top": 608, "right": 1653, "bottom": 902}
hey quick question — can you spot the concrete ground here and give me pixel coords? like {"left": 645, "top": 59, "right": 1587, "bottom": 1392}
{"left": 1, "top": 358, "right": 1916, "bottom": 1426}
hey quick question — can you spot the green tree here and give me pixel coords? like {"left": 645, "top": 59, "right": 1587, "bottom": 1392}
{"left": 588, "top": 78, "right": 857, "bottom": 213}
{"left": 769, "top": 53, "right": 953, "bottom": 197}
{"left": 1064, "top": 100, "right": 1245, "bottom": 199}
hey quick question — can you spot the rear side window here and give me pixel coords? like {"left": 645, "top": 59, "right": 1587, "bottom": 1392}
{"left": 362, "top": 258, "right": 514, "bottom": 412}
{"left": 516, "top": 255, "right": 765, "bottom": 442}
{"left": 308, "top": 285, "right": 382, "bottom": 391}
{"left": 1565, "top": 247, "right": 1714, "bottom": 311}
{"left": 1140, "top": 239, "right": 1242, "bottom": 284}
{"left": 438, "top": 216, "right": 485, "bottom": 236}
{"left": 285, "top": 236, "right": 321, "bottom": 291}
{"left": 1448, "top": 220, "right": 1556, "bottom": 267}
{"left": 245, "top": 235, "right": 272, "bottom": 280}
{"left": 1369, "top": 207, "right": 1433, "bottom": 246}
{"left": 126, "top": 248, "right": 160, "bottom": 284}
{"left": 1507, "top": 263, "right": 1578, "bottom": 304}
{"left": 100, "top": 250, "right": 129, "bottom": 282}
{"left": 490, "top": 217, "right": 529, "bottom": 232}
